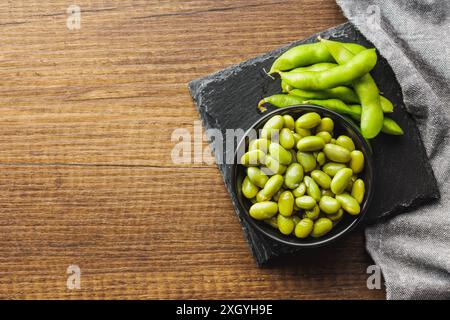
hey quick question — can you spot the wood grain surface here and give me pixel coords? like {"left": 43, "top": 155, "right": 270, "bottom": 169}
{"left": 0, "top": 0, "right": 384, "bottom": 299}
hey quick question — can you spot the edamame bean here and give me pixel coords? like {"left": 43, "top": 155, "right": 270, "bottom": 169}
{"left": 297, "top": 152, "right": 316, "bottom": 172}
{"left": 242, "top": 176, "right": 259, "bottom": 199}
{"left": 311, "top": 170, "right": 332, "bottom": 189}
{"left": 294, "top": 218, "right": 314, "bottom": 238}
{"left": 240, "top": 150, "right": 266, "bottom": 166}
{"left": 284, "top": 163, "right": 304, "bottom": 189}
{"left": 247, "top": 167, "right": 268, "bottom": 188}
{"left": 295, "top": 196, "right": 316, "bottom": 210}
{"left": 319, "top": 196, "right": 341, "bottom": 214}
{"left": 265, "top": 216, "right": 278, "bottom": 228}
{"left": 316, "top": 117, "right": 334, "bottom": 133}
{"left": 304, "top": 176, "right": 321, "bottom": 202}
{"left": 351, "top": 179, "right": 365, "bottom": 204}
{"left": 264, "top": 155, "right": 287, "bottom": 175}
{"left": 278, "top": 191, "right": 294, "bottom": 217}
{"left": 277, "top": 214, "right": 295, "bottom": 235}
{"left": 280, "top": 128, "right": 295, "bottom": 150}
{"left": 311, "top": 217, "right": 333, "bottom": 238}
{"left": 295, "top": 112, "right": 322, "bottom": 129}
{"left": 261, "top": 115, "right": 284, "bottom": 139}
{"left": 249, "top": 201, "right": 278, "bottom": 220}
{"left": 316, "top": 131, "right": 332, "bottom": 144}
{"left": 292, "top": 132, "right": 302, "bottom": 144}
{"left": 272, "top": 187, "right": 285, "bottom": 202}
{"left": 336, "top": 193, "right": 361, "bottom": 215}
{"left": 249, "top": 138, "right": 270, "bottom": 153}
{"left": 256, "top": 189, "right": 270, "bottom": 202}
{"left": 316, "top": 152, "right": 326, "bottom": 166}
{"left": 293, "top": 182, "right": 306, "bottom": 197}
{"left": 283, "top": 115, "right": 295, "bottom": 130}
{"left": 323, "top": 144, "right": 351, "bottom": 163}
{"left": 321, "top": 189, "right": 335, "bottom": 197}
{"left": 330, "top": 168, "right": 354, "bottom": 195}
{"left": 349, "top": 150, "right": 365, "bottom": 174}
{"left": 322, "top": 162, "right": 347, "bottom": 177}
{"left": 295, "top": 126, "right": 311, "bottom": 137}
{"left": 269, "top": 143, "right": 292, "bottom": 165}
{"left": 296, "top": 136, "right": 325, "bottom": 152}
{"left": 292, "top": 215, "right": 301, "bottom": 226}
{"left": 304, "top": 205, "right": 320, "bottom": 220}
{"left": 261, "top": 174, "right": 284, "bottom": 199}
{"left": 336, "top": 135, "right": 355, "bottom": 152}
{"left": 327, "top": 208, "right": 344, "bottom": 221}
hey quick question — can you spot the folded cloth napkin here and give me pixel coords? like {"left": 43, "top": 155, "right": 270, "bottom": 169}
{"left": 336, "top": 0, "right": 450, "bottom": 299}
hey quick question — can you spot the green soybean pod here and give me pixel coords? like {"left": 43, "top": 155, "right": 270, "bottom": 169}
{"left": 296, "top": 136, "right": 325, "bottom": 152}
{"left": 279, "top": 128, "right": 295, "bottom": 150}
{"left": 283, "top": 115, "right": 295, "bottom": 130}
{"left": 249, "top": 201, "right": 278, "bottom": 220}
{"left": 316, "top": 117, "right": 334, "bottom": 133}
{"left": 289, "top": 86, "right": 360, "bottom": 104}
{"left": 265, "top": 216, "right": 278, "bottom": 229}
{"left": 336, "top": 193, "right": 361, "bottom": 215}
{"left": 351, "top": 179, "right": 365, "bottom": 204}
{"left": 281, "top": 80, "right": 293, "bottom": 93}
{"left": 295, "top": 218, "right": 314, "bottom": 238}
{"left": 311, "top": 217, "right": 333, "bottom": 238}
{"left": 240, "top": 150, "right": 266, "bottom": 166}
{"left": 247, "top": 167, "right": 269, "bottom": 188}
{"left": 258, "top": 94, "right": 305, "bottom": 112}
{"left": 327, "top": 208, "right": 344, "bottom": 221}
{"left": 261, "top": 174, "right": 284, "bottom": 199}
{"left": 330, "top": 168, "right": 354, "bottom": 195}
{"left": 284, "top": 163, "right": 304, "bottom": 189}
{"left": 264, "top": 155, "right": 287, "bottom": 175}
{"left": 261, "top": 115, "right": 284, "bottom": 139}
{"left": 295, "top": 112, "right": 322, "bottom": 129}
{"left": 322, "top": 162, "right": 347, "bottom": 177}
{"left": 248, "top": 138, "right": 271, "bottom": 153}
{"left": 242, "top": 176, "right": 259, "bottom": 199}
{"left": 278, "top": 191, "right": 294, "bottom": 217}
{"left": 297, "top": 152, "right": 317, "bottom": 172}
{"left": 315, "top": 131, "right": 332, "bottom": 144}
{"left": 323, "top": 144, "right": 351, "bottom": 163}
{"left": 336, "top": 135, "right": 355, "bottom": 152}
{"left": 304, "top": 205, "right": 320, "bottom": 220}
{"left": 319, "top": 196, "right": 341, "bottom": 214}
{"left": 382, "top": 117, "right": 404, "bottom": 135}
{"left": 295, "top": 195, "right": 316, "bottom": 210}
{"left": 316, "top": 152, "right": 326, "bottom": 166}
{"left": 293, "top": 182, "right": 306, "bottom": 197}
{"left": 311, "top": 170, "right": 332, "bottom": 189}
{"left": 269, "top": 143, "right": 292, "bottom": 165}
{"left": 277, "top": 214, "right": 295, "bottom": 235}
{"left": 349, "top": 150, "right": 365, "bottom": 174}
{"left": 304, "top": 176, "right": 321, "bottom": 202}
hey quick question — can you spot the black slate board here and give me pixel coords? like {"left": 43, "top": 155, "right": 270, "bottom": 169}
{"left": 188, "top": 22, "right": 439, "bottom": 265}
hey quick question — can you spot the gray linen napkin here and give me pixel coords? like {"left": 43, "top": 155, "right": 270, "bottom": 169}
{"left": 336, "top": 0, "right": 450, "bottom": 299}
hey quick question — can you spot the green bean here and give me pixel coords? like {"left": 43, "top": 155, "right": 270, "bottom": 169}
{"left": 320, "top": 38, "right": 384, "bottom": 138}
{"left": 249, "top": 201, "right": 278, "bottom": 220}
{"left": 279, "top": 49, "right": 377, "bottom": 91}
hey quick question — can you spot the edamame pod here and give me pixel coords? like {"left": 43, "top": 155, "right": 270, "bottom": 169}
{"left": 311, "top": 217, "right": 333, "bottom": 238}
{"left": 311, "top": 170, "right": 332, "bottom": 189}
{"left": 240, "top": 150, "right": 266, "bottom": 166}
{"left": 297, "top": 152, "right": 316, "bottom": 172}
{"left": 277, "top": 214, "right": 295, "bottom": 235}
{"left": 351, "top": 179, "right": 365, "bottom": 204}
{"left": 258, "top": 94, "right": 305, "bottom": 112}
{"left": 284, "top": 163, "right": 304, "bottom": 189}
{"left": 323, "top": 144, "right": 351, "bottom": 163}
{"left": 278, "top": 191, "right": 294, "bottom": 217}
{"left": 330, "top": 168, "right": 354, "bottom": 195}
{"left": 349, "top": 150, "right": 365, "bottom": 174}
{"left": 296, "top": 136, "right": 325, "bottom": 152}
{"left": 289, "top": 86, "right": 360, "bottom": 104}
{"left": 269, "top": 142, "right": 292, "bottom": 165}
{"left": 242, "top": 176, "right": 259, "bottom": 199}
{"left": 319, "top": 196, "right": 341, "bottom": 214}
{"left": 336, "top": 193, "right": 361, "bottom": 215}
{"left": 247, "top": 167, "right": 269, "bottom": 188}
{"left": 279, "top": 128, "right": 295, "bottom": 150}
{"left": 261, "top": 115, "right": 284, "bottom": 139}
{"left": 249, "top": 202, "right": 278, "bottom": 220}
{"left": 295, "top": 196, "right": 316, "bottom": 210}
{"left": 294, "top": 218, "right": 314, "bottom": 238}
{"left": 261, "top": 174, "right": 284, "bottom": 199}
{"left": 295, "top": 112, "right": 322, "bottom": 129}
{"left": 304, "top": 176, "right": 321, "bottom": 202}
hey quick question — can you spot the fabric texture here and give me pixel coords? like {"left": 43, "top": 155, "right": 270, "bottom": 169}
{"left": 336, "top": 0, "right": 450, "bottom": 299}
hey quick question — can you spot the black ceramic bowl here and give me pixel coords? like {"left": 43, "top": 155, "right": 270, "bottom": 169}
{"left": 231, "top": 105, "right": 374, "bottom": 248}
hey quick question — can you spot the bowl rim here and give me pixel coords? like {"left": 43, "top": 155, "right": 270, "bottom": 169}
{"left": 231, "top": 104, "right": 374, "bottom": 248}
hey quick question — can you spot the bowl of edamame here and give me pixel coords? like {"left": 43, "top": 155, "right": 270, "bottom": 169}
{"left": 232, "top": 105, "right": 374, "bottom": 247}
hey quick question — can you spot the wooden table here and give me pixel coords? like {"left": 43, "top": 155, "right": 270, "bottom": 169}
{"left": 0, "top": 0, "right": 384, "bottom": 299}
